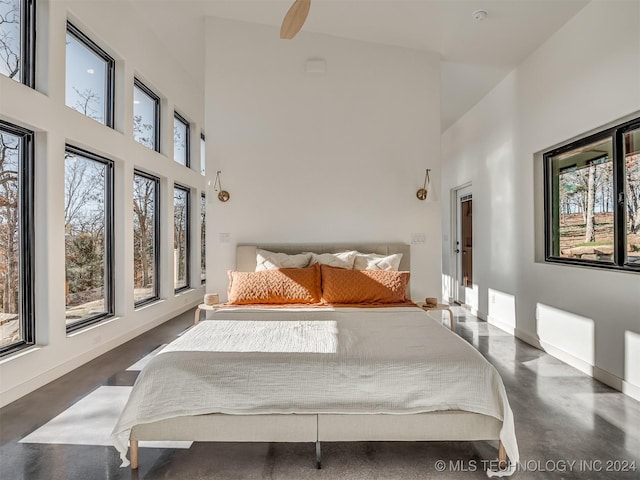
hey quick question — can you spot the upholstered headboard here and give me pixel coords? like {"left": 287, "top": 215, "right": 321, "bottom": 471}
{"left": 237, "top": 243, "right": 410, "bottom": 272}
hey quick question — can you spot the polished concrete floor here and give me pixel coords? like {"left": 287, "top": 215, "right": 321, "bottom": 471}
{"left": 1, "top": 308, "right": 639, "bottom": 480}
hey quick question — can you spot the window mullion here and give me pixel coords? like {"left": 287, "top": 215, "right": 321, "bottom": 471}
{"left": 105, "top": 160, "right": 115, "bottom": 316}
{"left": 20, "top": 129, "right": 35, "bottom": 345}
{"left": 613, "top": 130, "right": 626, "bottom": 266}
{"left": 23, "top": 0, "right": 36, "bottom": 88}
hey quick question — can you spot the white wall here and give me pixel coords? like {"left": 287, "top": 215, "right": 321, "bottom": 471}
{"left": 205, "top": 18, "right": 442, "bottom": 302}
{"left": 441, "top": 1, "right": 640, "bottom": 399}
{"left": 0, "top": 0, "right": 206, "bottom": 406}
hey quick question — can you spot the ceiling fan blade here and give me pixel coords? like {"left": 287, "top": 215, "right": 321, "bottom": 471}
{"left": 280, "top": 0, "right": 311, "bottom": 39}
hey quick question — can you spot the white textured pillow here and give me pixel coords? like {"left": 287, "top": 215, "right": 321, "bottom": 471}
{"left": 307, "top": 251, "right": 358, "bottom": 269}
{"left": 353, "top": 252, "right": 403, "bottom": 271}
{"left": 255, "top": 249, "right": 312, "bottom": 271}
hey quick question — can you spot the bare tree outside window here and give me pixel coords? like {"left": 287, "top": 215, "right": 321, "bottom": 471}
{"left": 545, "top": 117, "right": 640, "bottom": 272}
{"left": 174, "top": 113, "right": 189, "bottom": 166}
{"left": 65, "top": 23, "right": 114, "bottom": 126}
{"left": 625, "top": 127, "right": 640, "bottom": 264}
{"left": 133, "top": 80, "right": 159, "bottom": 151}
{"left": 0, "top": 131, "right": 20, "bottom": 346}
{"left": 174, "top": 186, "right": 189, "bottom": 291}
{"left": 133, "top": 172, "right": 158, "bottom": 304}
{"left": 553, "top": 138, "right": 614, "bottom": 261}
{"left": 64, "top": 150, "right": 110, "bottom": 324}
{"left": 71, "top": 86, "right": 101, "bottom": 121}
{"left": 0, "top": 122, "right": 33, "bottom": 355}
{"left": 0, "top": 0, "right": 20, "bottom": 81}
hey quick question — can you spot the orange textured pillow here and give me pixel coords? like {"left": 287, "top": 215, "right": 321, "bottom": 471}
{"left": 228, "top": 263, "right": 321, "bottom": 305}
{"left": 320, "top": 265, "right": 410, "bottom": 304}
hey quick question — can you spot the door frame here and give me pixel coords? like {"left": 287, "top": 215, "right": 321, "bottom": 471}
{"left": 450, "top": 183, "right": 472, "bottom": 305}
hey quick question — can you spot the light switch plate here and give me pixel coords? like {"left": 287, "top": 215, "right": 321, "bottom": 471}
{"left": 411, "top": 233, "right": 426, "bottom": 244}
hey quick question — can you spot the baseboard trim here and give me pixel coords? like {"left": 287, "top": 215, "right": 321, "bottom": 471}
{"left": 512, "top": 328, "right": 640, "bottom": 402}
{"left": 622, "top": 378, "right": 640, "bottom": 401}
{"left": 486, "top": 315, "right": 515, "bottom": 335}
{"left": 457, "top": 303, "right": 487, "bottom": 322}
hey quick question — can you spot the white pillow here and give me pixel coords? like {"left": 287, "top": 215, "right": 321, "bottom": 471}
{"left": 353, "top": 252, "right": 403, "bottom": 271}
{"left": 307, "top": 251, "right": 358, "bottom": 269}
{"left": 255, "top": 249, "right": 312, "bottom": 271}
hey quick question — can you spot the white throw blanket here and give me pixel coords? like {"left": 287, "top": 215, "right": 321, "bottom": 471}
{"left": 112, "top": 307, "right": 518, "bottom": 475}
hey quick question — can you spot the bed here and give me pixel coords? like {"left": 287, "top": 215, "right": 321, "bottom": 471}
{"left": 112, "top": 243, "right": 519, "bottom": 476}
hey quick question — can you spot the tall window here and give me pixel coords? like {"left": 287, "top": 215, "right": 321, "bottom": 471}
{"left": 65, "top": 146, "right": 113, "bottom": 331}
{"left": 624, "top": 125, "right": 640, "bottom": 265}
{"left": 174, "top": 185, "right": 190, "bottom": 292}
{"left": 200, "top": 133, "right": 206, "bottom": 176}
{"left": 0, "top": 0, "right": 35, "bottom": 86}
{"left": 66, "top": 22, "right": 115, "bottom": 127}
{"left": 544, "top": 116, "right": 640, "bottom": 272}
{"left": 173, "top": 112, "right": 189, "bottom": 167}
{"left": 133, "top": 171, "right": 159, "bottom": 306}
{"left": 0, "top": 121, "right": 34, "bottom": 356}
{"left": 201, "top": 193, "right": 206, "bottom": 284}
{"left": 133, "top": 79, "right": 160, "bottom": 151}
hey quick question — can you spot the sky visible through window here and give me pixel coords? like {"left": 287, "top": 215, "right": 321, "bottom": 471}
{"left": 174, "top": 116, "right": 187, "bottom": 165}
{"left": 133, "top": 84, "right": 157, "bottom": 149}
{"left": 0, "top": 0, "right": 21, "bottom": 82}
{"left": 66, "top": 31, "right": 108, "bottom": 124}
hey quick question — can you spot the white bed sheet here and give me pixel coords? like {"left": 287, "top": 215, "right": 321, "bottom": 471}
{"left": 112, "top": 306, "right": 518, "bottom": 469}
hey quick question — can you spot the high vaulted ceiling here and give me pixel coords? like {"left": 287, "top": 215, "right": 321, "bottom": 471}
{"left": 126, "top": 0, "right": 589, "bottom": 131}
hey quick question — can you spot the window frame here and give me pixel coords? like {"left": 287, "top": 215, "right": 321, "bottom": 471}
{"left": 543, "top": 116, "right": 640, "bottom": 273}
{"left": 133, "top": 78, "right": 161, "bottom": 152}
{"left": 173, "top": 183, "right": 190, "bottom": 293}
{"left": 0, "top": 0, "right": 35, "bottom": 86}
{"left": 65, "top": 21, "right": 115, "bottom": 128}
{"left": 22, "top": 0, "right": 35, "bottom": 87}
{"left": 0, "top": 120, "right": 35, "bottom": 357}
{"left": 133, "top": 170, "right": 160, "bottom": 308}
{"left": 64, "top": 145, "right": 115, "bottom": 333}
{"left": 173, "top": 111, "right": 190, "bottom": 168}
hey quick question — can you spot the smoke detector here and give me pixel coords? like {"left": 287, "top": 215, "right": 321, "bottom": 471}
{"left": 473, "top": 10, "right": 488, "bottom": 21}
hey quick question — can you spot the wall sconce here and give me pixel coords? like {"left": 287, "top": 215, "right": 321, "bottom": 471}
{"left": 214, "top": 171, "right": 230, "bottom": 202}
{"left": 416, "top": 169, "right": 431, "bottom": 201}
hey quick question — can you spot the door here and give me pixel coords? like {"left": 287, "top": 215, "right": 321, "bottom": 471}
{"left": 461, "top": 197, "right": 473, "bottom": 287}
{"left": 453, "top": 185, "right": 473, "bottom": 304}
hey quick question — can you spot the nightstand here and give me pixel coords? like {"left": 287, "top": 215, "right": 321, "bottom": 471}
{"left": 421, "top": 303, "right": 455, "bottom": 333}
{"left": 194, "top": 303, "right": 220, "bottom": 324}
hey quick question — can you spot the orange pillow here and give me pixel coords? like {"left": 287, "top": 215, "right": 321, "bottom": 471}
{"left": 320, "top": 265, "right": 410, "bottom": 304}
{"left": 228, "top": 263, "right": 321, "bottom": 305}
